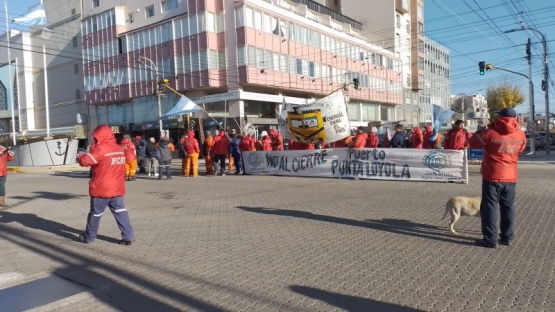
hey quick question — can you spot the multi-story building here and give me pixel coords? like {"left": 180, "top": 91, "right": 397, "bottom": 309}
{"left": 82, "top": 0, "right": 404, "bottom": 140}
{"left": 330, "top": 0, "right": 450, "bottom": 127}
{"left": 450, "top": 93, "right": 488, "bottom": 132}
{"left": 0, "top": 1, "right": 87, "bottom": 137}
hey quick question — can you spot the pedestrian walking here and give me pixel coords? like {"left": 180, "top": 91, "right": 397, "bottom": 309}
{"left": 0, "top": 145, "right": 15, "bottom": 207}
{"left": 469, "top": 108, "right": 526, "bottom": 248}
{"left": 157, "top": 136, "right": 173, "bottom": 180}
{"left": 77, "top": 124, "right": 135, "bottom": 245}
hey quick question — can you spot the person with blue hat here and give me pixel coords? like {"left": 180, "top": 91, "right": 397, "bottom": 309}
{"left": 469, "top": 107, "right": 526, "bottom": 248}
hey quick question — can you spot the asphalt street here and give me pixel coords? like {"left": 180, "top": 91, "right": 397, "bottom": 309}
{"left": 0, "top": 161, "right": 554, "bottom": 311}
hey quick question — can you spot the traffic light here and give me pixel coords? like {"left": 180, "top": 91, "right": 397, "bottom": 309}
{"left": 479, "top": 61, "right": 485, "bottom": 75}
{"left": 353, "top": 78, "right": 359, "bottom": 90}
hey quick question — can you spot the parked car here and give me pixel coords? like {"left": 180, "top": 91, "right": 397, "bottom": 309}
{"left": 525, "top": 134, "right": 544, "bottom": 150}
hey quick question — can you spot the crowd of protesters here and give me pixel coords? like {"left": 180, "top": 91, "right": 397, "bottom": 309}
{"left": 108, "top": 119, "right": 471, "bottom": 179}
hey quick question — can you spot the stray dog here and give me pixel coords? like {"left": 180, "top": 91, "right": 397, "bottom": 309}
{"left": 442, "top": 196, "right": 481, "bottom": 235}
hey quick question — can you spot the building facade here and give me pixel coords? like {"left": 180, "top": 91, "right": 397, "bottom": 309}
{"left": 329, "top": 0, "right": 451, "bottom": 127}
{"left": 81, "top": 0, "right": 404, "bottom": 140}
{"left": 0, "top": 1, "right": 87, "bottom": 138}
{"left": 450, "top": 93, "right": 488, "bottom": 132}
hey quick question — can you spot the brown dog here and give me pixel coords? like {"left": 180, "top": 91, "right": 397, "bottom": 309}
{"left": 442, "top": 196, "right": 481, "bottom": 235}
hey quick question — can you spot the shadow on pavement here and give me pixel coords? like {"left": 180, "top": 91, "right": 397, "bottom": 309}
{"left": 290, "top": 285, "right": 423, "bottom": 312}
{"left": 12, "top": 191, "right": 87, "bottom": 201}
{"left": 236, "top": 206, "right": 476, "bottom": 245}
{"left": 0, "top": 226, "right": 226, "bottom": 312}
{"left": 50, "top": 171, "right": 91, "bottom": 179}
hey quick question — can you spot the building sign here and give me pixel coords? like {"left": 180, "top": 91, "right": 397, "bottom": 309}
{"left": 243, "top": 148, "right": 468, "bottom": 183}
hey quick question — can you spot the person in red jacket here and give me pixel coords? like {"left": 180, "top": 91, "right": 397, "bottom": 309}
{"left": 183, "top": 130, "right": 200, "bottom": 177}
{"left": 211, "top": 130, "right": 230, "bottom": 176}
{"left": 422, "top": 124, "right": 433, "bottom": 149}
{"left": 260, "top": 131, "right": 272, "bottom": 151}
{"left": 443, "top": 119, "right": 472, "bottom": 150}
{"left": 269, "top": 129, "right": 284, "bottom": 151}
{"left": 469, "top": 108, "right": 526, "bottom": 248}
{"left": 352, "top": 127, "right": 367, "bottom": 148}
{"left": 77, "top": 124, "right": 134, "bottom": 245}
{"left": 0, "top": 145, "right": 15, "bottom": 207}
{"left": 120, "top": 136, "right": 137, "bottom": 181}
{"left": 239, "top": 133, "right": 257, "bottom": 152}
{"left": 411, "top": 127, "right": 423, "bottom": 149}
{"left": 366, "top": 129, "right": 379, "bottom": 148}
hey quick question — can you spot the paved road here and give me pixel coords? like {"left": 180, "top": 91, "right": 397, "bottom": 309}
{"left": 0, "top": 162, "right": 554, "bottom": 311}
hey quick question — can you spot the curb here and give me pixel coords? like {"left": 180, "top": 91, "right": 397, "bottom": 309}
{"left": 8, "top": 165, "right": 84, "bottom": 173}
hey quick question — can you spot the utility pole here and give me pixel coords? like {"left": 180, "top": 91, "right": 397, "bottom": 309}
{"left": 137, "top": 56, "right": 164, "bottom": 138}
{"left": 526, "top": 38, "right": 536, "bottom": 154}
{"left": 505, "top": 27, "right": 550, "bottom": 154}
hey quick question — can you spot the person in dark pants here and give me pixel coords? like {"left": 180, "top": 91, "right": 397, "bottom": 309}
{"left": 77, "top": 124, "right": 135, "bottom": 245}
{"left": 211, "top": 130, "right": 229, "bottom": 176}
{"left": 157, "top": 136, "right": 173, "bottom": 180}
{"left": 469, "top": 107, "right": 526, "bottom": 248}
{"left": 136, "top": 136, "right": 147, "bottom": 173}
{"left": 0, "top": 145, "right": 15, "bottom": 207}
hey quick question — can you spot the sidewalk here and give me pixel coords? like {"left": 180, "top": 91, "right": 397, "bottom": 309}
{"left": 518, "top": 150, "right": 555, "bottom": 164}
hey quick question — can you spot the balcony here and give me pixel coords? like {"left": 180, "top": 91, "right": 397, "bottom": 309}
{"left": 396, "top": 0, "right": 410, "bottom": 14}
{"left": 289, "top": 0, "right": 363, "bottom": 31}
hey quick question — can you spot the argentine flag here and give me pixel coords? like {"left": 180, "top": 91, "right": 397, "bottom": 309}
{"left": 12, "top": 5, "right": 47, "bottom": 27}
{"left": 430, "top": 104, "right": 455, "bottom": 142}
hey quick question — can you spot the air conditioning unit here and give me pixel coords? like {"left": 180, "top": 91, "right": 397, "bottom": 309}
{"left": 295, "top": 4, "right": 307, "bottom": 16}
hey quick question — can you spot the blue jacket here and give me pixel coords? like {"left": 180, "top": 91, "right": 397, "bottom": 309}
{"left": 390, "top": 132, "right": 407, "bottom": 148}
{"left": 229, "top": 137, "right": 242, "bottom": 159}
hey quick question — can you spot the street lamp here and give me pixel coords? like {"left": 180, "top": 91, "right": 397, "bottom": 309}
{"left": 505, "top": 27, "right": 550, "bottom": 154}
{"left": 137, "top": 56, "right": 164, "bottom": 138}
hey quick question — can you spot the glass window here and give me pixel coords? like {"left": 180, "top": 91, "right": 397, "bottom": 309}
{"left": 235, "top": 7, "right": 244, "bottom": 28}
{"left": 190, "top": 15, "right": 198, "bottom": 35}
{"left": 162, "top": 0, "right": 177, "bottom": 13}
{"left": 93, "top": 0, "right": 99, "bottom": 8}
{"left": 254, "top": 10, "right": 262, "bottom": 31}
{"left": 208, "top": 50, "right": 218, "bottom": 69}
{"left": 263, "top": 13, "right": 272, "bottom": 33}
{"left": 296, "top": 59, "right": 302, "bottom": 75}
{"left": 309, "top": 62, "right": 315, "bottom": 77}
{"left": 264, "top": 49, "right": 273, "bottom": 69}
{"left": 247, "top": 46, "right": 256, "bottom": 66}
{"left": 245, "top": 7, "right": 253, "bottom": 28}
{"left": 237, "top": 46, "right": 246, "bottom": 66}
{"left": 206, "top": 12, "right": 215, "bottom": 32}
{"left": 256, "top": 48, "right": 264, "bottom": 67}
{"left": 145, "top": 5, "right": 155, "bottom": 18}
{"left": 348, "top": 103, "right": 360, "bottom": 121}
{"left": 273, "top": 53, "right": 279, "bottom": 71}
{"left": 218, "top": 51, "right": 226, "bottom": 69}
{"left": 216, "top": 13, "right": 224, "bottom": 32}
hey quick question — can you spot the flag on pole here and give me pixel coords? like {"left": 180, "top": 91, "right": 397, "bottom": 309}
{"left": 12, "top": 5, "right": 47, "bottom": 27}
{"left": 430, "top": 104, "right": 455, "bottom": 141}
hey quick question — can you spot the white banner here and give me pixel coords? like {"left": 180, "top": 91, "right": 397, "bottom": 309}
{"left": 278, "top": 89, "right": 350, "bottom": 145}
{"left": 244, "top": 148, "right": 468, "bottom": 183}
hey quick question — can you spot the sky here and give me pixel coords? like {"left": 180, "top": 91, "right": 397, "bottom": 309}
{"left": 425, "top": 0, "right": 555, "bottom": 115}
{"left": 4, "top": 0, "right": 555, "bottom": 116}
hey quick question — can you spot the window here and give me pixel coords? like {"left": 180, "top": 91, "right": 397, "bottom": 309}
{"left": 309, "top": 62, "right": 315, "bottom": 77}
{"left": 76, "top": 89, "right": 81, "bottom": 100}
{"left": 128, "top": 13, "right": 134, "bottom": 24}
{"left": 417, "top": 5, "right": 423, "bottom": 19}
{"left": 71, "top": 8, "right": 76, "bottom": 15}
{"left": 296, "top": 59, "right": 303, "bottom": 75}
{"left": 73, "top": 36, "right": 78, "bottom": 48}
{"left": 93, "top": 0, "right": 99, "bottom": 8}
{"left": 418, "top": 22, "right": 424, "bottom": 35}
{"left": 162, "top": 0, "right": 177, "bottom": 13}
{"left": 74, "top": 64, "right": 80, "bottom": 74}
{"left": 396, "top": 14, "right": 401, "bottom": 28}
{"left": 145, "top": 5, "right": 155, "bottom": 18}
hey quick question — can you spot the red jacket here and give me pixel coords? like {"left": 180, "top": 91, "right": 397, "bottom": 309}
{"left": 0, "top": 146, "right": 14, "bottom": 177}
{"left": 183, "top": 130, "right": 200, "bottom": 154}
{"left": 239, "top": 135, "right": 257, "bottom": 152}
{"left": 366, "top": 132, "right": 379, "bottom": 148}
{"left": 269, "top": 129, "right": 283, "bottom": 151}
{"left": 78, "top": 124, "right": 126, "bottom": 197}
{"left": 353, "top": 133, "right": 367, "bottom": 148}
{"left": 443, "top": 128, "right": 472, "bottom": 150}
{"left": 469, "top": 117, "right": 526, "bottom": 182}
{"left": 422, "top": 125, "right": 433, "bottom": 149}
{"left": 411, "top": 128, "right": 423, "bottom": 149}
{"left": 261, "top": 136, "right": 272, "bottom": 151}
{"left": 211, "top": 131, "right": 230, "bottom": 155}
{"left": 120, "top": 138, "right": 137, "bottom": 161}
